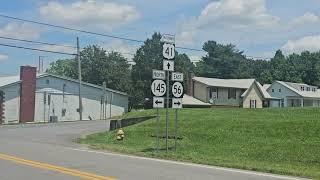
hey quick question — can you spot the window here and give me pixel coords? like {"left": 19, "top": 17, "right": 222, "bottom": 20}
{"left": 301, "top": 86, "right": 305, "bottom": 91}
{"left": 307, "top": 87, "right": 310, "bottom": 91}
{"left": 209, "top": 87, "right": 218, "bottom": 99}
{"left": 312, "top": 88, "right": 316, "bottom": 92}
{"left": 279, "top": 89, "right": 281, "bottom": 93}
{"left": 228, "top": 88, "right": 236, "bottom": 99}
{"left": 46, "top": 79, "right": 50, "bottom": 85}
{"left": 272, "top": 89, "right": 274, "bottom": 92}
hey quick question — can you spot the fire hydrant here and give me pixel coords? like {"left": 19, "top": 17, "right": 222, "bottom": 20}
{"left": 116, "top": 128, "right": 125, "bottom": 141}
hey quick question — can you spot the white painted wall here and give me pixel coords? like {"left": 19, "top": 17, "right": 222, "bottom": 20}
{"left": 35, "top": 75, "right": 128, "bottom": 122}
{"left": 0, "top": 84, "right": 20, "bottom": 124}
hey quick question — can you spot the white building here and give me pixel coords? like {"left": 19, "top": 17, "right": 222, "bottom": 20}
{"left": 0, "top": 66, "right": 128, "bottom": 124}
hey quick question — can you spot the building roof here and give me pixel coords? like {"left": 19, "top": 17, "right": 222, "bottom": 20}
{"left": 276, "top": 81, "right": 320, "bottom": 98}
{"left": 0, "top": 75, "right": 20, "bottom": 88}
{"left": 262, "top": 84, "right": 271, "bottom": 90}
{"left": 182, "top": 95, "right": 211, "bottom": 106}
{"left": 241, "top": 81, "right": 273, "bottom": 99}
{"left": 193, "top": 77, "right": 255, "bottom": 89}
{"left": 0, "top": 73, "right": 127, "bottom": 96}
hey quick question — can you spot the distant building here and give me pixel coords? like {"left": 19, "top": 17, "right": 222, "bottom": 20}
{"left": 0, "top": 66, "right": 128, "bottom": 124}
{"left": 189, "top": 77, "right": 277, "bottom": 108}
{"left": 265, "top": 81, "right": 320, "bottom": 107}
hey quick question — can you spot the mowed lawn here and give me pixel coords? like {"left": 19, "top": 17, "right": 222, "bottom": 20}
{"left": 79, "top": 108, "right": 320, "bottom": 179}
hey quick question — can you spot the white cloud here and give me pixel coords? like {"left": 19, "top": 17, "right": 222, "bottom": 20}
{"left": 102, "top": 40, "right": 137, "bottom": 62}
{"left": 177, "top": 0, "right": 280, "bottom": 45}
{"left": 290, "top": 12, "right": 320, "bottom": 26}
{"left": 0, "top": 54, "right": 8, "bottom": 62}
{"left": 281, "top": 35, "right": 320, "bottom": 55}
{"left": 40, "top": 44, "right": 76, "bottom": 54}
{"left": 0, "top": 22, "right": 41, "bottom": 40}
{"left": 197, "top": 0, "right": 279, "bottom": 29}
{"left": 39, "top": 0, "right": 140, "bottom": 31}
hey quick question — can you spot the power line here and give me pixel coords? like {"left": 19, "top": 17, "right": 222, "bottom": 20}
{"left": 0, "top": 14, "right": 144, "bottom": 43}
{"left": 0, "top": 36, "right": 76, "bottom": 49}
{"left": 0, "top": 43, "right": 76, "bottom": 55}
{"left": 0, "top": 14, "right": 205, "bottom": 52}
{"left": 0, "top": 14, "right": 273, "bottom": 60}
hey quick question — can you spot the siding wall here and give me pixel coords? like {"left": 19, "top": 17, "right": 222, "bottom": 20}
{"left": 193, "top": 81, "right": 208, "bottom": 102}
{"left": 211, "top": 88, "right": 242, "bottom": 106}
{"left": 0, "top": 84, "right": 20, "bottom": 124}
{"left": 0, "top": 75, "right": 128, "bottom": 124}
{"left": 243, "top": 83, "right": 264, "bottom": 108}
{"left": 267, "top": 82, "right": 301, "bottom": 107}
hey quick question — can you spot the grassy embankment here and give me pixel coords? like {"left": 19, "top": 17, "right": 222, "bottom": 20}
{"left": 79, "top": 108, "right": 320, "bottom": 179}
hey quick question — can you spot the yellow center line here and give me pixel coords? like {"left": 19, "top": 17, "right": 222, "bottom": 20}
{"left": 0, "top": 153, "right": 116, "bottom": 180}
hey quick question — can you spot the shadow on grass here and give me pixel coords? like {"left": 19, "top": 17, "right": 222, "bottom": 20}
{"left": 141, "top": 146, "right": 176, "bottom": 153}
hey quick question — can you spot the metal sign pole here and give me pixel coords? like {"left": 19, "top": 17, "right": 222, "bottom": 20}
{"left": 156, "top": 108, "right": 160, "bottom": 151}
{"left": 166, "top": 70, "right": 169, "bottom": 153}
{"left": 175, "top": 109, "right": 178, "bottom": 151}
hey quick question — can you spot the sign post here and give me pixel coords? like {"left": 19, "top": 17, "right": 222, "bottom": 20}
{"left": 151, "top": 34, "right": 184, "bottom": 153}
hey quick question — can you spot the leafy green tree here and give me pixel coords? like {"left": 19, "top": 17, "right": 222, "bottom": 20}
{"left": 131, "top": 33, "right": 194, "bottom": 108}
{"left": 47, "top": 45, "right": 131, "bottom": 93}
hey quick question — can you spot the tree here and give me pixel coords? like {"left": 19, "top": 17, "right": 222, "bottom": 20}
{"left": 196, "top": 41, "right": 248, "bottom": 79}
{"left": 47, "top": 45, "right": 131, "bottom": 93}
{"left": 131, "top": 33, "right": 194, "bottom": 108}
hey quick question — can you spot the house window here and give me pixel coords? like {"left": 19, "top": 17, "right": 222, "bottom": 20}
{"left": 209, "top": 87, "right": 218, "bottom": 99}
{"left": 307, "top": 87, "right": 310, "bottom": 91}
{"left": 62, "top": 109, "right": 66, "bottom": 117}
{"left": 228, "top": 88, "right": 236, "bottom": 99}
{"left": 272, "top": 89, "right": 274, "bottom": 92}
{"left": 301, "top": 86, "right": 305, "bottom": 91}
{"left": 279, "top": 89, "right": 281, "bottom": 93}
{"left": 312, "top": 88, "right": 316, "bottom": 92}
{"left": 46, "top": 79, "right": 50, "bottom": 85}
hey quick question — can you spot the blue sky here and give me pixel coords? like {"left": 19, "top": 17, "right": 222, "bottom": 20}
{"left": 1, "top": 0, "right": 320, "bottom": 75}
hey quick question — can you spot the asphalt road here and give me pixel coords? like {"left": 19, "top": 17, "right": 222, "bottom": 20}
{"left": 0, "top": 120, "right": 306, "bottom": 180}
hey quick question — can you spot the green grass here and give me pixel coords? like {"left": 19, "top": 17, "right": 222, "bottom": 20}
{"left": 79, "top": 108, "right": 320, "bottom": 179}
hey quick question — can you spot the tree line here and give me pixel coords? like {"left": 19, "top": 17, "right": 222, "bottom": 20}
{"left": 47, "top": 33, "right": 320, "bottom": 109}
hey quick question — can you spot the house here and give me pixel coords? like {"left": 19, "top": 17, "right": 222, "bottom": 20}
{"left": 189, "top": 76, "right": 277, "bottom": 108}
{"left": 0, "top": 66, "right": 128, "bottom": 124}
{"left": 265, "top": 81, "right": 320, "bottom": 107}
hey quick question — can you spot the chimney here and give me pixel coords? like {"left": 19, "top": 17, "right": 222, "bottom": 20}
{"left": 187, "top": 72, "right": 195, "bottom": 96}
{"left": 19, "top": 66, "right": 37, "bottom": 123}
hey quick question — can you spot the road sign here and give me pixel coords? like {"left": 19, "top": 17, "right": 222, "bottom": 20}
{"left": 172, "top": 82, "right": 184, "bottom": 98}
{"left": 163, "top": 43, "right": 175, "bottom": 59}
{"left": 172, "top": 98, "right": 182, "bottom": 109}
{"left": 172, "top": 72, "right": 184, "bottom": 82}
{"left": 153, "top": 97, "right": 165, "bottom": 108}
{"left": 161, "top": 34, "right": 175, "bottom": 44}
{"left": 151, "top": 80, "right": 166, "bottom": 97}
{"left": 152, "top": 70, "right": 166, "bottom": 80}
{"left": 163, "top": 60, "right": 174, "bottom": 71}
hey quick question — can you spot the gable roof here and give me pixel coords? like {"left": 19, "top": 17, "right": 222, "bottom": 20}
{"left": 241, "top": 80, "right": 273, "bottom": 99}
{"left": 193, "top": 77, "right": 255, "bottom": 89}
{"left": 276, "top": 81, "right": 320, "bottom": 98}
{"left": 0, "top": 73, "right": 127, "bottom": 96}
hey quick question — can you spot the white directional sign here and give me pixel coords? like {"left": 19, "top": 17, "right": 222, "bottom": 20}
{"left": 153, "top": 97, "right": 165, "bottom": 108}
{"left": 161, "top": 34, "right": 175, "bottom": 44}
{"left": 163, "top": 60, "right": 174, "bottom": 71}
{"left": 163, "top": 43, "right": 175, "bottom": 59}
{"left": 172, "top": 82, "right": 184, "bottom": 98}
{"left": 172, "top": 98, "right": 182, "bottom": 109}
{"left": 151, "top": 80, "right": 166, "bottom": 97}
{"left": 172, "top": 72, "right": 184, "bottom": 82}
{"left": 152, "top": 70, "right": 166, "bottom": 80}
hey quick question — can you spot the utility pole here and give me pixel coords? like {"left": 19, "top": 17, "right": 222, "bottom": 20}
{"left": 77, "top": 37, "right": 83, "bottom": 121}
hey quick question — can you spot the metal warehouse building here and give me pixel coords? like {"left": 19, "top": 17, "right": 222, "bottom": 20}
{"left": 0, "top": 66, "right": 128, "bottom": 124}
